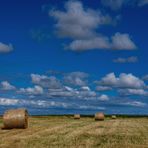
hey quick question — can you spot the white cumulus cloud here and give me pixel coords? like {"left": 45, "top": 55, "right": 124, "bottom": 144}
{"left": 98, "top": 94, "right": 109, "bottom": 101}
{"left": 123, "top": 101, "right": 146, "bottom": 107}
{"left": 49, "top": 0, "right": 112, "bottom": 40}
{"left": 67, "top": 36, "right": 111, "bottom": 51}
{"left": 99, "top": 73, "right": 145, "bottom": 89}
{"left": 119, "top": 88, "right": 148, "bottom": 96}
{"left": 1, "top": 81, "right": 16, "bottom": 90}
{"left": 0, "top": 98, "right": 19, "bottom": 106}
{"left": 63, "top": 72, "right": 88, "bottom": 86}
{"left": 31, "top": 74, "right": 62, "bottom": 89}
{"left": 96, "top": 86, "right": 112, "bottom": 91}
{"left": 50, "top": 0, "right": 136, "bottom": 51}
{"left": 0, "top": 42, "right": 13, "bottom": 53}
{"left": 18, "top": 85, "right": 44, "bottom": 95}
{"left": 111, "top": 33, "right": 137, "bottom": 50}
{"left": 67, "top": 32, "right": 136, "bottom": 51}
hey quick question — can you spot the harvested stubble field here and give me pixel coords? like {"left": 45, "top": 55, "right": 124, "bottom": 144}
{"left": 0, "top": 116, "right": 148, "bottom": 148}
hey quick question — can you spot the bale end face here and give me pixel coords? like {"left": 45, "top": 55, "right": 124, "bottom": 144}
{"left": 3, "top": 108, "right": 29, "bottom": 129}
{"left": 74, "top": 114, "right": 80, "bottom": 119}
{"left": 95, "top": 113, "right": 105, "bottom": 121}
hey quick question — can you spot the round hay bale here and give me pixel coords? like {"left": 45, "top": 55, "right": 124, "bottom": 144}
{"left": 111, "top": 115, "right": 117, "bottom": 119}
{"left": 74, "top": 114, "right": 80, "bottom": 119}
{"left": 3, "top": 109, "right": 28, "bottom": 129}
{"left": 95, "top": 112, "right": 105, "bottom": 121}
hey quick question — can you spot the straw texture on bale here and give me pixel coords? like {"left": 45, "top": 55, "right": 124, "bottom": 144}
{"left": 74, "top": 114, "right": 80, "bottom": 119}
{"left": 3, "top": 109, "right": 28, "bottom": 129}
{"left": 111, "top": 115, "right": 117, "bottom": 119}
{"left": 95, "top": 112, "right": 105, "bottom": 121}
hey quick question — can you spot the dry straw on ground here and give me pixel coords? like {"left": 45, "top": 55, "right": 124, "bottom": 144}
{"left": 2, "top": 108, "right": 28, "bottom": 129}
{"left": 0, "top": 116, "right": 148, "bottom": 147}
{"left": 74, "top": 114, "right": 80, "bottom": 119}
{"left": 95, "top": 112, "right": 105, "bottom": 121}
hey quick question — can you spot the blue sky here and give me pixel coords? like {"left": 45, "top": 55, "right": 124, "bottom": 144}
{"left": 0, "top": 0, "right": 148, "bottom": 115}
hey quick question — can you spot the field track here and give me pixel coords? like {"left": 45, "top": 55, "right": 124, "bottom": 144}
{"left": 0, "top": 116, "right": 148, "bottom": 148}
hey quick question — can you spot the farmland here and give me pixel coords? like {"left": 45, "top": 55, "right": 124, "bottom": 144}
{"left": 0, "top": 116, "right": 148, "bottom": 148}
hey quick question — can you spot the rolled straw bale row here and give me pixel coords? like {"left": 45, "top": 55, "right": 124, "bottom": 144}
{"left": 74, "top": 114, "right": 80, "bottom": 119}
{"left": 111, "top": 115, "right": 117, "bottom": 119}
{"left": 2, "top": 109, "right": 28, "bottom": 129}
{"left": 95, "top": 112, "right": 105, "bottom": 121}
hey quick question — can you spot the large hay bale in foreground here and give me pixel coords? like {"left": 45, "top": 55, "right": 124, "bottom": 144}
{"left": 95, "top": 112, "right": 105, "bottom": 121}
{"left": 74, "top": 114, "right": 80, "bottom": 119}
{"left": 111, "top": 115, "right": 117, "bottom": 119}
{"left": 3, "top": 109, "right": 28, "bottom": 129}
